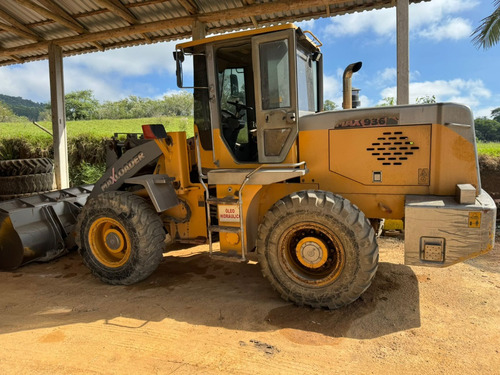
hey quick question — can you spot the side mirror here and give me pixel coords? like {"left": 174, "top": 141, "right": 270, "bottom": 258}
{"left": 230, "top": 74, "right": 239, "bottom": 97}
{"left": 311, "top": 52, "right": 322, "bottom": 62}
{"left": 173, "top": 50, "right": 185, "bottom": 88}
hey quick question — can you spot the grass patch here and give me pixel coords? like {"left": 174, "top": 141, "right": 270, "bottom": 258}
{"left": 0, "top": 116, "right": 194, "bottom": 186}
{"left": 477, "top": 142, "right": 500, "bottom": 157}
{"left": 0, "top": 116, "right": 194, "bottom": 140}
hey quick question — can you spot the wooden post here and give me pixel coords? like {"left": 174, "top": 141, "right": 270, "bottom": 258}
{"left": 48, "top": 43, "right": 69, "bottom": 189}
{"left": 192, "top": 20, "right": 206, "bottom": 40}
{"left": 397, "top": 0, "right": 409, "bottom": 105}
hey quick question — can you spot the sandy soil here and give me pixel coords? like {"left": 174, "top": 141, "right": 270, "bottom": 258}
{"left": 0, "top": 234, "right": 499, "bottom": 375}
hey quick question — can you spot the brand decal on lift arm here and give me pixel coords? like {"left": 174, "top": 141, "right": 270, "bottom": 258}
{"left": 336, "top": 115, "right": 399, "bottom": 129}
{"left": 101, "top": 152, "right": 146, "bottom": 191}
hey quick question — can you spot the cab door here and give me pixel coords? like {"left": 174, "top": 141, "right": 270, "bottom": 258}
{"left": 252, "top": 30, "right": 298, "bottom": 163}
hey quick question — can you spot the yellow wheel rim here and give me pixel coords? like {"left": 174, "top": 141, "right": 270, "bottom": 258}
{"left": 295, "top": 237, "right": 329, "bottom": 269}
{"left": 279, "top": 222, "right": 345, "bottom": 287}
{"left": 88, "top": 217, "right": 131, "bottom": 268}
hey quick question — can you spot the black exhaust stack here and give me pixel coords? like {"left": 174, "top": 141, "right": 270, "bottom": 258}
{"left": 342, "top": 61, "right": 362, "bottom": 109}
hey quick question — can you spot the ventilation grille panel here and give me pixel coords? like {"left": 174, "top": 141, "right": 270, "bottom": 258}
{"left": 366, "top": 131, "right": 420, "bottom": 166}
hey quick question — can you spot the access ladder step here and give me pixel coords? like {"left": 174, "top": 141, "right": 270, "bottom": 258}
{"left": 206, "top": 197, "right": 239, "bottom": 204}
{"left": 210, "top": 251, "right": 247, "bottom": 263}
{"left": 208, "top": 225, "right": 241, "bottom": 233}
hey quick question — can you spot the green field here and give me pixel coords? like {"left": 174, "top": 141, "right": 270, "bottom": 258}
{"left": 0, "top": 117, "right": 194, "bottom": 140}
{"left": 477, "top": 142, "right": 500, "bottom": 157}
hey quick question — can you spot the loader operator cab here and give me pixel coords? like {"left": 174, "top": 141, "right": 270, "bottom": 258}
{"left": 175, "top": 25, "right": 323, "bottom": 165}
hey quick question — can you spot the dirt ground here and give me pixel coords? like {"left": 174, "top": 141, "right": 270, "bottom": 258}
{"left": 0, "top": 234, "right": 499, "bottom": 375}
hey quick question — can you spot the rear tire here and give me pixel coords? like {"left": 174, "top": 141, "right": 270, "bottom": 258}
{"left": 0, "top": 173, "right": 53, "bottom": 195}
{"left": 257, "top": 190, "right": 378, "bottom": 309}
{"left": 75, "top": 191, "right": 166, "bottom": 285}
{"left": 0, "top": 158, "right": 53, "bottom": 176}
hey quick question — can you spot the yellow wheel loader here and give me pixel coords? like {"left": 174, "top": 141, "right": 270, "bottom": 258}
{"left": 0, "top": 24, "right": 496, "bottom": 309}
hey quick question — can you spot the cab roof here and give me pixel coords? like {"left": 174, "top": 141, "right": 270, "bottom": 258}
{"left": 176, "top": 24, "right": 307, "bottom": 50}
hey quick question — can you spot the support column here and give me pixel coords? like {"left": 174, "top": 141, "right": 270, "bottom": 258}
{"left": 397, "top": 0, "right": 409, "bottom": 105}
{"left": 48, "top": 43, "right": 69, "bottom": 189}
{"left": 192, "top": 20, "right": 206, "bottom": 40}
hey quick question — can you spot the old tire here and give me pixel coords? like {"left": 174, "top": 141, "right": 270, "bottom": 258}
{"left": 0, "top": 158, "right": 53, "bottom": 176}
{"left": 0, "top": 173, "right": 53, "bottom": 195}
{"left": 257, "top": 190, "right": 379, "bottom": 309}
{"left": 75, "top": 191, "right": 166, "bottom": 285}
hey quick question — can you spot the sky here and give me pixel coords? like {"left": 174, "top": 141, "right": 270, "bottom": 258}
{"left": 0, "top": 0, "right": 499, "bottom": 118}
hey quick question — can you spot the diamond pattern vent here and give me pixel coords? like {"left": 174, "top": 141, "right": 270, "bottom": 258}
{"left": 366, "top": 131, "right": 420, "bottom": 166}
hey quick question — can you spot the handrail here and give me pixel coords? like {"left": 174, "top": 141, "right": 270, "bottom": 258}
{"left": 194, "top": 133, "right": 213, "bottom": 255}
{"left": 303, "top": 30, "right": 322, "bottom": 47}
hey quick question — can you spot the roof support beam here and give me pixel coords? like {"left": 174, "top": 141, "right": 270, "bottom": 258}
{"left": 14, "top": 0, "right": 105, "bottom": 52}
{"left": 178, "top": 0, "right": 199, "bottom": 15}
{"left": 93, "top": 0, "right": 153, "bottom": 43}
{"left": 93, "top": 0, "right": 138, "bottom": 24}
{"left": 0, "top": 20, "right": 40, "bottom": 41}
{"left": 37, "top": 0, "right": 86, "bottom": 29}
{"left": 0, "top": 6, "right": 43, "bottom": 40}
{"left": 14, "top": 0, "right": 86, "bottom": 34}
{"left": 192, "top": 20, "right": 206, "bottom": 40}
{"left": 242, "top": 0, "right": 258, "bottom": 27}
{"left": 396, "top": 0, "right": 409, "bottom": 105}
{"left": 0, "top": 15, "right": 195, "bottom": 57}
{"left": 48, "top": 43, "right": 69, "bottom": 189}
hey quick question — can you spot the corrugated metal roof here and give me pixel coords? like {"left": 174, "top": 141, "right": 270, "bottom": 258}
{"left": 0, "top": 0, "right": 427, "bottom": 66}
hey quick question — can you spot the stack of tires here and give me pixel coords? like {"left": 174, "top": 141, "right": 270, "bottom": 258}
{"left": 0, "top": 158, "right": 54, "bottom": 201}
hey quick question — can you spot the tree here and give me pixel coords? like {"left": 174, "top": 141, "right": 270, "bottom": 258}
{"left": 378, "top": 96, "right": 436, "bottom": 106}
{"left": 475, "top": 117, "right": 500, "bottom": 142}
{"left": 378, "top": 97, "right": 396, "bottom": 106}
{"left": 161, "top": 91, "right": 193, "bottom": 116}
{"left": 492, "top": 107, "right": 500, "bottom": 122}
{"left": 323, "top": 99, "right": 337, "bottom": 111}
{"left": 65, "top": 90, "right": 99, "bottom": 121}
{"left": 416, "top": 95, "right": 436, "bottom": 104}
{"left": 0, "top": 101, "right": 15, "bottom": 122}
{"left": 472, "top": 1, "right": 500, "bottom": 49}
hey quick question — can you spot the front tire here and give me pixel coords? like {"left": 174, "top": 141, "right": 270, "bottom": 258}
{"left": 75, "top": 191, "right": 166, "bottom": 285}
{"left": 257, "top": 190, "right": 378, "bottom": 309}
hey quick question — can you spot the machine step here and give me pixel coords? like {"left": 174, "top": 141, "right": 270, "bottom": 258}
{"left": 208, "top": 225, "right": 241, "bottom": 233}
{"left": 206, "top": 196, "right": 239, "bottom": 205}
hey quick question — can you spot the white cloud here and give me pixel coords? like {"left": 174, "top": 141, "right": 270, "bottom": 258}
{"left": 379, "top": 78, "right": 491, "bottom": 109}
{"left": 324, "top": 8, "right": 395, "bottom": 37}
{"left": 65, "top": 41, "right": 186, "bottom": 77}
{"left": 417, "top": 17, "right": 472, "bottom": 41}
{"left": 409, "top": 0, "right": 478, "bottom": 30}
{"left": 474, "top": 107, "right": 495, "bottom": 118}
{"left": 0, "top": 61, "right": 50, "bottom": 102}
{"left": 359, "top": 95, "right": 374, "bottom": 108}
{"left": 366, "top": 67, "right": 397, "bottom": 88}
{"left": 297, "top": 19, "right": 316, "bottom": 31}
{"left": 0, "top": 40, "right": 191, "bottom": 103}
{"left": 323, "top": 0, "right": 479, "bottom": 42}
{"left": 323, "top": 73, "right": 342, "bottom": 101}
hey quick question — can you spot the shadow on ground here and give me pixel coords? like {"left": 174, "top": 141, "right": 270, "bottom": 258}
{"left": 0, "top": 249, "right": 420, "bottom": 340}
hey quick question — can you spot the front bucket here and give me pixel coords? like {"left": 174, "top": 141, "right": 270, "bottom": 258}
{"left": 0, "top": 185, "right": 93, "bottom": 270}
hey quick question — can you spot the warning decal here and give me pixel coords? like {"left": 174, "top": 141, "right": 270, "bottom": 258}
{"left": 218, "top": 205, "right": 240, "bottom": 222}
{"left": 468, "top": 212, "right": 481, "bottom": 228}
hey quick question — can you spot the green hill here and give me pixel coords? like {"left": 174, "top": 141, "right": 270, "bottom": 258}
{"left": 0, "top": 94, "right": 46, "bottom": 121}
